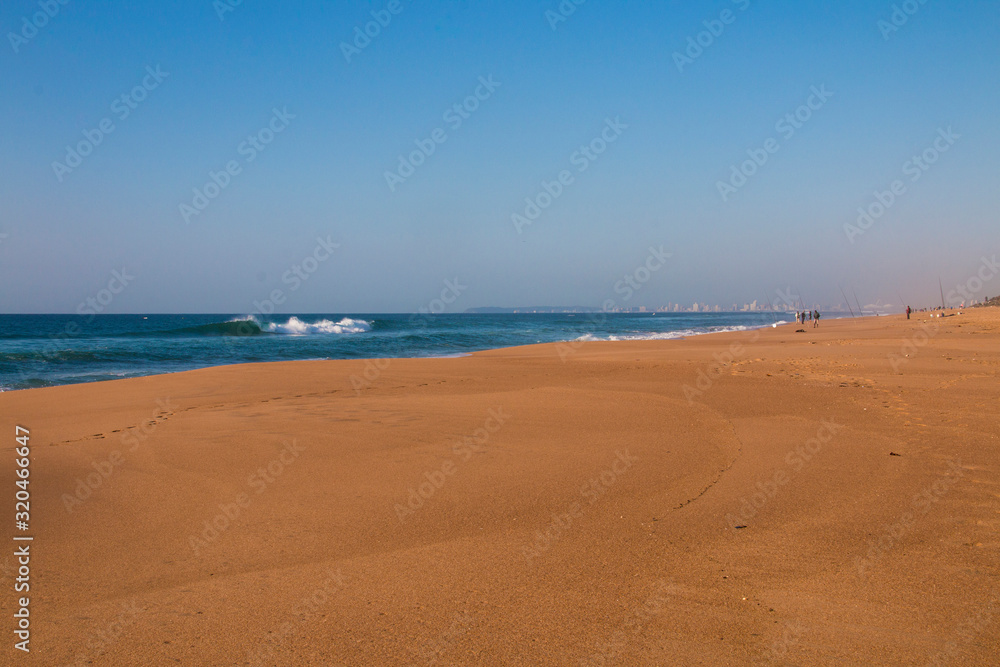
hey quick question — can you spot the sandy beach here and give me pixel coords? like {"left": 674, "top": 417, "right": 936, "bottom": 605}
{"left": 2, "top": 310, "right": 998, "bottom": 665}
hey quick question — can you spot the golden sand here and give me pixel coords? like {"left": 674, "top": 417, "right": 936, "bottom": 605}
{"left": 2, "top": 310, "right": 998, "bottom": 664}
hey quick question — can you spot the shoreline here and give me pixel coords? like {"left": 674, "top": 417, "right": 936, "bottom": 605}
{"left": 0, "top": 313, "right": 815, "bottom": 394}
{"left": 2, "top": 308, "right": 997, "bottom": 663}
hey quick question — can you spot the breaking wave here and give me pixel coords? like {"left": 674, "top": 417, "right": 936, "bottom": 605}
{"left": 262, "top": 317, "right": 372, "bottom": 335}
{"left": 570, "top": 324, "right": 763, "bottom": 342}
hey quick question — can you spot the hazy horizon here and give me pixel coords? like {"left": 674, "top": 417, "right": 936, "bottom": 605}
{"left": 2, "top": 1, "right": 998, "bottom": 315}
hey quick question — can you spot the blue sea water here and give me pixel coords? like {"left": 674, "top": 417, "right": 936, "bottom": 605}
{"left": 0, "top": 312, "right": 792, "bottom": 391}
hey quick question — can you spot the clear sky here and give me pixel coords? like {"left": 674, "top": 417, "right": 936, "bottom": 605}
{"left": 2, "top": 0, "right": 998, "bottom": 313}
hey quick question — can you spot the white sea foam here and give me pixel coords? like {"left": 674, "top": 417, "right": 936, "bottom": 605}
{"left": 265, "top": 317, "right": 372, "bottom": 335}
{"left": 570, "top": 324, "right": 765, "bottom": 343}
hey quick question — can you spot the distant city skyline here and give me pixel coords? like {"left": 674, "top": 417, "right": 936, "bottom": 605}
{"left": 471, "top": 300, "right": 950, "bottom": 315}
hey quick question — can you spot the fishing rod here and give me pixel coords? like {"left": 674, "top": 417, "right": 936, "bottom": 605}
{"left": 839, "top": 284, "right": 856, "bottom": 318}
{"left": 852, "top": 287, "right": 864, "bottom": 318}
{"left": 761, "top": 290, "right": 779, "bottom": 325}
{"left": 896, "top": 289, "right": 907, "bottom": 315}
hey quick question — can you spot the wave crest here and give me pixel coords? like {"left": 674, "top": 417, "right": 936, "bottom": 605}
{"left": 569, "top": 324, "right": 754, "bottom": 343}
{"left": 264, "top": 317, "right": 371, "bottom": 335}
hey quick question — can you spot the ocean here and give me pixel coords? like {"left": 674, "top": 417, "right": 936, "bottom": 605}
{"left": 0, "top": 312, "right": 792, "bottom": 391}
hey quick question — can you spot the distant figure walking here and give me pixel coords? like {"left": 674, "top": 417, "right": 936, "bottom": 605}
{"left": 906, "top": 305, "right": 911, "bottom": 320}
{"left": 813, "top": 310, "right": 820, "bottom": 328}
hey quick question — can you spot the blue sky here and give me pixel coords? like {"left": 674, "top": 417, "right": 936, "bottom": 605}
{"left": 1, "top": 0, "right": 998, "bottom": 313}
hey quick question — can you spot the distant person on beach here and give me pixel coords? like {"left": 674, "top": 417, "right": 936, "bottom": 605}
{"left": 906, "top": 306, "right": 911, "bottom": 319}
{"left": 813, "top": 310, "right": 820, "bottom": 328}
